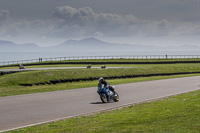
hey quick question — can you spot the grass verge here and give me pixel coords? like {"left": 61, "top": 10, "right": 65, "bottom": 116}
{"left": 2, "top": 60, "right": 200, "bottom": 132}
{"left": 1, "top": 63, "right": 200, "bottom": 85}
{"left": 1, "top": 63, "right": 200, "bottom": 97}
{"left": 7, "top": 86, "right": 200, "bottom": 133}
{"left": 0, "top": 73, "right": 200, "bottom": 97}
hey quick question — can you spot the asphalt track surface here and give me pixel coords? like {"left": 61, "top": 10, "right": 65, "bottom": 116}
{"left": 0, "top": 76, "right": 200, "bottom": 132}
{"left": 0, "top": 67, "right": 136, "bottom": 72}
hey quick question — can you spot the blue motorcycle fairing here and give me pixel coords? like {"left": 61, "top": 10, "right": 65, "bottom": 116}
{"left": 97, "top": 85, "right": 110, "bottom": 95}
{"left": 97, "top": 85, "right": 114, "bottom": 100}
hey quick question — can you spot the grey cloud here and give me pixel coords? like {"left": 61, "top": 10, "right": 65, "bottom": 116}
{"left": 0, "top": 10, "right": 9, "bottom": 20}
{"left": 139, "top": 19, "right": 173, "bottom": 37}
{"left": 51, "top": 5, "right": 141, "bottom": 37}
{"left": 52, "top": 5, "right": 140, "bottom": 26}
{"left": 52, "top": 6, "right": 94, "bottom": 26}
{"left": 174, "top": 22, "right": 200, "bottom": 36}
{"left": 0, "top": 10, "right": 9, "bottom": 26}
{"left": 2, "top": 19, "right": 53, "bottom": 37}
{"left": 2, "top": 4, "right": 200, "bottom": 41}
{"left": 51, "top": 5, "right": 188, "bottom": 38}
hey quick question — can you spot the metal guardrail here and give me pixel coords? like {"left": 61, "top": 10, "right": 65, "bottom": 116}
{"left": 1, "top": 55, "right": 200, "bottom": 66}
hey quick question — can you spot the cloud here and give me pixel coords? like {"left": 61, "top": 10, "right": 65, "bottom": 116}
{"left": 94, "top": 31, "right": 104, "bottom": 37}
{"left": 0, "top": 10, "right": 9, "bottom": 26}
{"left": 51, "top": 5, "right": 200, "bottom": 38}
{"left": 139, "top": 19, "right": 173, "bottom": 37}
{"left": 51, "top": 5, "right": 141, "bottom": 37}
{"left": 1, "top": 5, "right": 200, "bottom": 43}
{"left": 52, "top": 6, "right": 94, "bottom": 26}
{"left": 1, "top": 18, "right": 53, "bottom": 38}
{"left": 173, "top": 21, "right": 200, "bottom": 36}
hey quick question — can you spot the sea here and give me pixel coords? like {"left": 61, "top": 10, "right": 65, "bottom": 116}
{"left": 0, "top": 50, "right": 200, "bottom": 63}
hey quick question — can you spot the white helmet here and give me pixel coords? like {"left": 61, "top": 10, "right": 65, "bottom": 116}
{"left": 99, "top": 77, "right": 104, "bottom": 83}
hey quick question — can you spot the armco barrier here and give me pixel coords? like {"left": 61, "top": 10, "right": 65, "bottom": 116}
{"left": 1, "top": 55, "right": 200, "bottom": 66}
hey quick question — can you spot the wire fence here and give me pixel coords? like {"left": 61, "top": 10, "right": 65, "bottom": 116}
{"left": 1, "top": 55, "right": 200, "bottom": 66}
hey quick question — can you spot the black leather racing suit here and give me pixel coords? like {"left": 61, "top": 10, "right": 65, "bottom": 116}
{"left": 98, "top": 80, "right": 115, "bottom": 93}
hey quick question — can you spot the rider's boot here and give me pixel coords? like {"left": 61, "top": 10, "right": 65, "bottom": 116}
{"left": 107, "top": 94, "right": 110, "bottom": 101}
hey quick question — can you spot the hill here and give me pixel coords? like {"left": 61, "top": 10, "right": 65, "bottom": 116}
{"left": 1, "top": 38, "right": 200, "bottom": 51}
{"left": 49, "top": 37, "right": 157, "bottom": 51}
{"left": 0, "top": 40, "right": 40, "bottom": 51}
{"left": 49, "top": 37, "right": 200, "bottom": 51}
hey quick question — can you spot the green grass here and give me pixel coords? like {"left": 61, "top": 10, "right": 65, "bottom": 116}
{"left": 2, "top": 59, "right": 200, "bottom": 132}
{"left": 7, "top": 87, "right": 200, "bottom": 133}
{"left": 1, "top": 58, "right": 200, "bottom": 69}
{"left": 2, "top": 63, "right": 200, "bottom": 85}
{"left": 1, "top": 63, "right": 200, "bottom": 97}
{"left": 0, "top": 74, "right": 199, "bottom": 97}
{"left": 0, "top": 64, "right": 138, "bottom": 69}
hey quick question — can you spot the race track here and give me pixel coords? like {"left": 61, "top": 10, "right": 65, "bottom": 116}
{"left": 0, "top": 67, "right": 137, "bottom": 72}
{"left": 0, "top": 76, "right": 200, "bottom": 132}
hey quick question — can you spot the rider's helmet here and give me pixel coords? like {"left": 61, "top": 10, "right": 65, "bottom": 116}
{"left": 99, "top": 77, "right": 104, "bottom": 84}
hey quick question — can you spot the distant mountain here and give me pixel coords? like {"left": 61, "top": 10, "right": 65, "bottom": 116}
{"left": 0, "top": 40, "right": 40, "bottom": 51}
{"left": 0, "top": 40, "right": 16, "bottom": 47}
{"left": 1, "top": 38, "right": 200, "bottom": 52}
{"left": 52, "top": 37, "right": 117, "bottom": 50}
{"left": 50, "top": 37, "right": 157, "bottom": 51}
{"left": 52, "top": 37, "right": 198, "bottom": 51}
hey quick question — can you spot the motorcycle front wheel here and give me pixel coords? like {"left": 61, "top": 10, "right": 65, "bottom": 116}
{"left": 100, "top": 94, "right": 108, "bottom": 103}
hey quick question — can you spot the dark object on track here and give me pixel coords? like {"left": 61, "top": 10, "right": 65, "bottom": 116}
{"left": 87, "top": 64, "right": 92, "bottom": 68}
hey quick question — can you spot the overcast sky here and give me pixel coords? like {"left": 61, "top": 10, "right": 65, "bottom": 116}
{"left": 0, "top": 0, "right": 200, "bottom": 46}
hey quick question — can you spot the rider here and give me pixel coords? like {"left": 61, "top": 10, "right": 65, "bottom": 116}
{"left": 98, "top": 77, "right": 115, "bottom": 94}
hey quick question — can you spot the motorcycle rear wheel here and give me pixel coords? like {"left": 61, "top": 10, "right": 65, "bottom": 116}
{"left": 100, "top": 94, "right": 108, "bottom": 103}
{"left": 113, "top": 92, "right": 119, "bottom": 102}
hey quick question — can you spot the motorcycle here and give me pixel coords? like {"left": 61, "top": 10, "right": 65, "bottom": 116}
{"left": 97, "top": 84, "right": 119, "bottom": 103}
